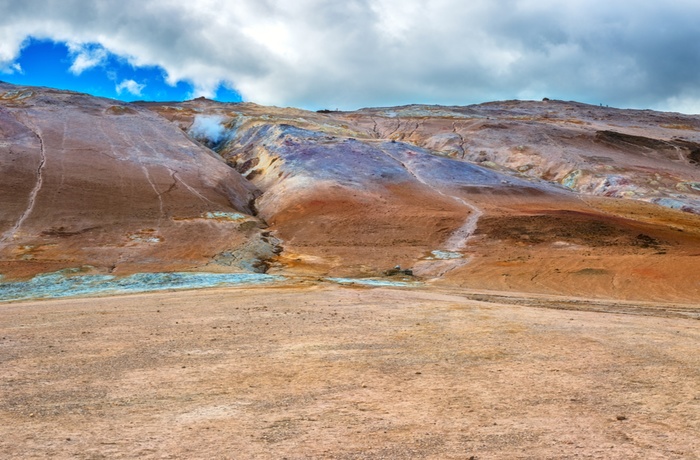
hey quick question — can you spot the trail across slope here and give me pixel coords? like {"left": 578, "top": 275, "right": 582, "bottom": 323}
{"left": 379, "top": 146, "right": 483, "bottom": 276}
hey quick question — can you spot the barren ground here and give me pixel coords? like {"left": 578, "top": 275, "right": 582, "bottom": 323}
{"left": 1, "top": 283, "right": 698, "bottom": 459}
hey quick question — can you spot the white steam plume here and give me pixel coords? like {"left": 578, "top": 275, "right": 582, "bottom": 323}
{"left": 189, "top": 115, "right": 226, "bottom": 145}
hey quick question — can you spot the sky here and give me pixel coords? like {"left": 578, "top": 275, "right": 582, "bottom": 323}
{"left": 1, "top": 0, "right": 700, "bottom": 112}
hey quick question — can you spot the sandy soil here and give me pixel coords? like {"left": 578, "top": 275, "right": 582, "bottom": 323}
{"left": 1, "top": 283, "right": 698, "bottom": 459}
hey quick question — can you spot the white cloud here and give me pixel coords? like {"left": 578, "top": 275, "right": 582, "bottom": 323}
{"left": 0, "top": 0, "right": 699, "bottom": 112}
{"left": 115, "top": 79, "right": 145, "bottom": 97}
{"left": 0, "top": 27, "right": 25, "bottom": 74}
{"left": 652, "top": 91, "right": 700, "bottom": 115}
{"left": 1, "top": 62, "right": 22, "bottom": 74}
{"left": 67, "top": 42, "right": 108, "bottom": 75}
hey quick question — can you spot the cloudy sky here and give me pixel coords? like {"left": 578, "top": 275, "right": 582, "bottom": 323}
{"left": 1, "top": 0, "right": 700, "bottom": 112}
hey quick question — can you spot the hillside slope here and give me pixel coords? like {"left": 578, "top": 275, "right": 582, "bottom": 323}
{"left": 2, "top": 82, "right": 700, "bottom": 301}
{"left": 143, "top": 98, "right": 700, "bottom": 301}
{"left": 0, "top": 84, "right": 275, "bottom": 279}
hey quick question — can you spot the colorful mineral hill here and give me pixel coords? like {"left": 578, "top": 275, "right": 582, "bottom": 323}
{"left": 142, "top": 96, "right": 700, "bottom": 301}
{"left": 3, "top": 83, "right": 700, "bottom": 301}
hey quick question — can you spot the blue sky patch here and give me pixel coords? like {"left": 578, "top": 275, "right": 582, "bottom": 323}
{"left": 2, "top": 38, "right": 242, "bottom": 103}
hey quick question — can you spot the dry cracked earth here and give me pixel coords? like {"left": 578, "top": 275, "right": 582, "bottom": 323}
{"left": 1, "top": 82, "right": 699, "bottom": 458}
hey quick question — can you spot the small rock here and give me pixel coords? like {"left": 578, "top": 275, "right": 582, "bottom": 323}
{"left": 616, "top": 415, "right": 627, "bottom": 421}
{"left": 384, "top": 266, "right": 414, "bottom": 277}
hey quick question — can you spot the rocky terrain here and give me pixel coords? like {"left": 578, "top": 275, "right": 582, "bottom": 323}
{"left": 3, "top": 82, "right": 700, "bottom": 300}
{"left": 148, "top": 95, "right": 700, "bottom": 302}
{"left": 1, "top": 83, "right": 699, "bottom": 458}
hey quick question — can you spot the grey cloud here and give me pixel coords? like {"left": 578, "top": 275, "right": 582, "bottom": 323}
{"left": 1, "top": 0, "right": 700, "bottom": 112}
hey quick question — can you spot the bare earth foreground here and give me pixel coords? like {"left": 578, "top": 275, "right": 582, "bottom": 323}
{"left": 1, "top": 283, "right": 698, "bottom": 459}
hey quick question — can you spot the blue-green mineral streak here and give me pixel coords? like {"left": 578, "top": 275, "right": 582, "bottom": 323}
{"left": 0, "top": 271, "right": 282, "bottom": 302}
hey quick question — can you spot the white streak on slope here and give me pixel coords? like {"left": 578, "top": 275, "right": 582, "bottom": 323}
{"left": 1, "top": 113, "right": 47, "bottom": 242}
{"left": 381, "top": 148, "right": 483, "bottom": 278}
